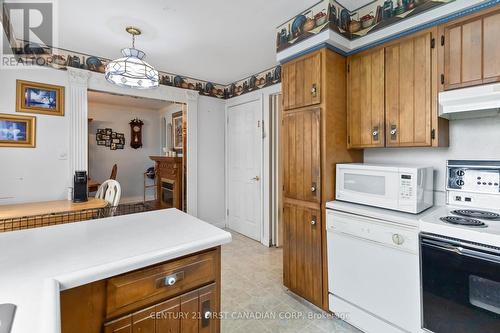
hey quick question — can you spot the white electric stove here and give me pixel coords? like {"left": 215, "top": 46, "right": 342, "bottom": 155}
{"left": 419, "top": 160, "right": 500, "bottom": 333}
{"left": 419, "top": 160, "right": 500, "bottom": 247}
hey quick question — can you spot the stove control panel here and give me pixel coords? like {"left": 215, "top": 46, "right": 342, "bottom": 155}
{"left": 447, "top": 161, "right": 500, "bottom": 194}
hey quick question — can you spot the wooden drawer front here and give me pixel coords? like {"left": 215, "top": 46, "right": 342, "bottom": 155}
{"left": 106, "top": 250, "right": 217, "bottom": 318}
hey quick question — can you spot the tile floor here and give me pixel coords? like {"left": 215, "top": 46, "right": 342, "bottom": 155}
{"left": 221, "top": 230, "right": 362, "bottom": 333}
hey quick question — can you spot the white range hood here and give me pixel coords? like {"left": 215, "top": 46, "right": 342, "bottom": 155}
{"left": 439, "top": 83, "right": 500, "bottom": 119}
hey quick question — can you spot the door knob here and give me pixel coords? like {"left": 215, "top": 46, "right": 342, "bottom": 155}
{"left": 251, "top": 176, "right": 260, "bottom": 181}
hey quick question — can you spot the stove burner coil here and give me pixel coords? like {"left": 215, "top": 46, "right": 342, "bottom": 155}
{"left": 440, "top": 216, "right": 487, "bottom": 227}
{"left": 452, "top": 209, "right": 500, "bottom": 220}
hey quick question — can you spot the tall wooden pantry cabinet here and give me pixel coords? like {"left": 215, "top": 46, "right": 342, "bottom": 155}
{"left": 281, "top": 48, "right": 363, "bottom": 310}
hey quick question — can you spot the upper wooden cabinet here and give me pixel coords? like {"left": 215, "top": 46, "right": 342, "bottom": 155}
{"left": 347, "top": 48, "right": 385, "bottom": 149}
{"left": 385, "top": 32, "right": 432, "bottom": 147}
{"left": 347, "top": 28, "right": 448, "bottom": 148}
{"left": 282, "top": 107, "right": 321, "bottom": 203}
{"left": 282, "top": 51, "right": 322, "bottom": 110}
{"left": 441, "top": 8, "right": 500, "bottom": 90}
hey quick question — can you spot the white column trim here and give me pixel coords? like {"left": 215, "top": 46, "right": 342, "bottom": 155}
{"left": 67, "top": 68, "right": 91, "bottom": 197}
{"left": 185, "top": 90, "right": 199, "bottom": 216}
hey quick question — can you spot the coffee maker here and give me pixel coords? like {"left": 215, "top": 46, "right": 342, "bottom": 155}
{"left": 73, "top": 171, "right": 88, "bottom": 202}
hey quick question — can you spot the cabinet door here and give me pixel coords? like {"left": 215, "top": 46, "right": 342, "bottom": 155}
{"left": 132, "top": 306, "right": 155, "bottom": 333}
{"left": 444, "top": 17, "right": 482, "bottom": 89}
{"left": 283, "top": 203, "right": 322, "bottom": 307}
{"left": 156, "top": 297, "right": 181, "bottom": 333}
{"left": 180, "top": 290, "right": 199, "bottom": 333}
{"left": 483, "top": 11, "right": 500, "bottom": 83}
{"left": 105, "top": 316, "right": 132, "bottom": 333}
{"left": 282, "top": 51, "right": 321, "bottom": 110}
{"left": 282, "top": 108, "right": 320, "bottom": 203}
{"left": 386, "top": 32, "right": 432, "bottom": 147}
{"left": 443, "top": 9, "right": 500, "bottom": 89}
{"left": 347, "top": 48, "right": 385, "bottom": 148}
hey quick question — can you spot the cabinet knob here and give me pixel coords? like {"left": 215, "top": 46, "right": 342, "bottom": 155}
{"left": 311, "top": 84, "right": 317, "bottom": 97}
{"left": 204, "top": 311, "right": 212, "bottom": 319}
{"left": 311, "top": 182, "right": 317, "bottom": 193}
{"left": 166, "top": 276, "right": 177, "bottom": 286}
{"left": 311, "top": 216, "right": 317, "bottom": 226}
{"left": 390, "top": 126, "right": 397, "bottom": 136}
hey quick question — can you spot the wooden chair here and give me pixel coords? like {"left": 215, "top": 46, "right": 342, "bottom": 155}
{"left": 95, "top": 180, "right": 121, "bottom": 214}
{"left": 110, "top": 164, "right": 118, "bottom": 180}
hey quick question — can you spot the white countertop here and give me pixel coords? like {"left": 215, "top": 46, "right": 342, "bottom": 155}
{"left": 326, "top": 200, "right": 438, "bottom": 228}
{"left": 0, "top": 209, "right": 232, "bottom": 333}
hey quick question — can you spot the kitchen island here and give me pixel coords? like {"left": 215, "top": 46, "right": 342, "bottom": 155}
{"left": 0, "top": 209, "right": 231, "bottom": 333}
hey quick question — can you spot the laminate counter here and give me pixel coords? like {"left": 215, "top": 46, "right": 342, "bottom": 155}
{"left": 0, "top": 209, "right": 231, "bottom": 333}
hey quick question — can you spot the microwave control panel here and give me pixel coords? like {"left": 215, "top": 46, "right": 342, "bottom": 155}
{"left": 399, "top": 174, "right": 414, "bottom": 200}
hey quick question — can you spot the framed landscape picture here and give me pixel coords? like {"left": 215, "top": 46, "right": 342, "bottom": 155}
{"left": 16, "top": 80, "right": 65, "bottom": 116}
{"left": 0, "top": 114, "right": 36, "bottom": 148}
{"left": 172, "top": 111, "right": 183, "bottom": 151}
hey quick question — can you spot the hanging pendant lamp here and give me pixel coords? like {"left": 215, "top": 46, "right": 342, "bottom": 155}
{"left": 105, "top": 27, "right": 159, "bottom": 89}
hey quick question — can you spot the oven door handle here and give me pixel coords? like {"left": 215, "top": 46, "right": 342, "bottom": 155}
{"left": 422, "top": 239, "right": 500, "bottom": 264}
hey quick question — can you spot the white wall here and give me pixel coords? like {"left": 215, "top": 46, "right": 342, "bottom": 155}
{"left": 197, "top": 96, "right": 226, "bottom": 226}
{"left": 364, "top": 116, "right": 500, "bottom": 203}
{"left": 0, "top": 68, "right": 70, "bottom": 204}
{"left": 88, "top": 102, "right": 163, "bottom": 203}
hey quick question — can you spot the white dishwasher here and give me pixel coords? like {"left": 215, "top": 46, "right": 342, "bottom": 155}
{"left": 326, "top": 206, "right": 422, "bottom": 333}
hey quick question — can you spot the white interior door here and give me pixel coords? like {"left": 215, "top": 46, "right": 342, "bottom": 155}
{"left": 227, "top": 99, "right": 262, "bottom": 241}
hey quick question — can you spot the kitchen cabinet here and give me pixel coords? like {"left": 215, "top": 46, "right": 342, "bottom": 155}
{"left": 347, "top": 48, "right": 385, "bottom": 148}
{"left": 385, "top": 31, "right": 432, "bottom": 147}
{"left": 283, "top": 203, "right": 322, "bottom": 307}
{"left": 441, "top": 7, "right": 500, "bottom": 90}
{"left": 61, "top": 248, "right": 220, "bottom": 333}
{"left": 281, "top": 48, "right": 363, "bottom": 310}
{"left": 347, "top": 28, "right": 448, "bottom": 148}
{"left": 282, "top": 107, "right": 321, "bottom": 203}
{"left": 282, "top": 51, "right": 321, "bottom": 110}
{"left": 104, "top": 284, "right": 216, "bottom": 333}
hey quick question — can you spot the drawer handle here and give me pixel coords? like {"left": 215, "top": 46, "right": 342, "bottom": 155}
{"left": 201, "top": 300, "right": 211, "bottom": 328}
{"left": 156, "top": 271, "right": 184, "bottom": 288}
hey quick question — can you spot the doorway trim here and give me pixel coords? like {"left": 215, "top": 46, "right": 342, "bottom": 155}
{"left": 67, "top": 67, "right": 199, "bottom": 216}
{"left": 224, "top": 84, "right": 281, "bottom": 246}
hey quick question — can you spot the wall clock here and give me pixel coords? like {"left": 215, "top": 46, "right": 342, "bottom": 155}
{"left": 129, "top": 118, "right": 144, "bottom": 149}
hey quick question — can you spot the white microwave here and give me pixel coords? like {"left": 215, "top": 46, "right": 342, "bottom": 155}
{"left": 336, "top": 163, "right": 434, "bottom": 214}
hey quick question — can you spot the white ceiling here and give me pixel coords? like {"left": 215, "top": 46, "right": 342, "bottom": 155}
{"left": 88, "top": 91, "right": 170, "bottom": 110}
{"left": 52, "top": 0, "right": 319, "bottom": 85}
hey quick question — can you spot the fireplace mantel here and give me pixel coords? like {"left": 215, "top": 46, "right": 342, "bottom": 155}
{"left": 150, "top": 156, "right": 184, "bottom": 210}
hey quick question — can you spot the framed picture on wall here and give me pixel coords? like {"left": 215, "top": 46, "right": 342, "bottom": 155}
{"left": 0, "top": 113, "right": 36, "bottom": 148}
{"left": 16, "top": 80, "right": 65, "bottom": 116}
{"left": 172, "top": 111, "right": 183, "bottom": 151}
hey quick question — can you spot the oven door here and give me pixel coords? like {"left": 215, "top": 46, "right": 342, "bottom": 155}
{"left": 421, "top": 234, "right": 500, "bottom": 333}
{"left": 336, "top": 166, "right": 400, "bottom": 210}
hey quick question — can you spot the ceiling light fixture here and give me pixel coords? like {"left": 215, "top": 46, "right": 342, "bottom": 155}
{"left": 105, "top": 27, "right": 159, "bottom": 89}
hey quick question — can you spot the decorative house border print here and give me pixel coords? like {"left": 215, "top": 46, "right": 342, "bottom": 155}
{"left": 276, "top": 0, "right": 457, "bottom": 53}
